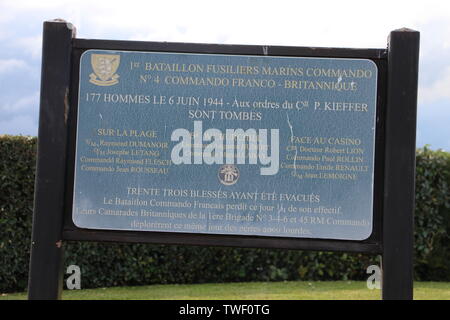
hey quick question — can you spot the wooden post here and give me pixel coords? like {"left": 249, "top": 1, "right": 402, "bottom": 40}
{"left": 28, "top": 20, "right": 75, "bottom": 300}
{"left": 382, "top": 28, "right": 420, "bottom": 300}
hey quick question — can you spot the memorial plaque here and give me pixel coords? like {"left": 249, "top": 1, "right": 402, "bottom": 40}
{"left": 73, "top": 50, "right": 377, "bottom": 240}
{"left": 29, "top": 22, "right": 419, "bottom": 299}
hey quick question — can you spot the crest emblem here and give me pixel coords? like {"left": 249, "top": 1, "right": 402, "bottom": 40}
{"left": 218, "top": 165, "right": 239, "bottom": 186}
{"left": 89, "top": 54, "right": 120, "bottom": 86}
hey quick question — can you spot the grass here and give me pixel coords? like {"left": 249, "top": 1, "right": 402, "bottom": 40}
{"left": 1, "top": 281, "right": 449, "bottom": 300}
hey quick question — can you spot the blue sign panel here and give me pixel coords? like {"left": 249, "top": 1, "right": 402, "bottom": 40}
{"left": 73, "top": 50, "right": 377, "bottom": 240}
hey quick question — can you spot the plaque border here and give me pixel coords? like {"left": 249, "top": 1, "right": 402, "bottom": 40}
{"left": 72, "top": 49, "right": 379, "bottom": 241}
{"left": 62, "top": 39, "right": 387, "bottom": 253}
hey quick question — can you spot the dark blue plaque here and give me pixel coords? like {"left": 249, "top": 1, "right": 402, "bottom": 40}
{"left": 73, "top": 50, "right": 377, "bottom": 240}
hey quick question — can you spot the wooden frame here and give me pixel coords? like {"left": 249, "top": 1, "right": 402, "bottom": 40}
{"left": 28, "top": 20, "right": 419, "bottom": 300}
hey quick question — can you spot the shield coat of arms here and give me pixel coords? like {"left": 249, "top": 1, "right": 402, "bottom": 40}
{"left": 89, "top": 54, "right": 120, "bottom": 86}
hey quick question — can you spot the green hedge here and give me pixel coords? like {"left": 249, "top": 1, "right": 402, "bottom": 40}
{"left": 0, "top": 136, "right": 36, "bottom": 291}
{"left": 414, "top": 147, "right": 450, "bottom": 280}
{"left": 0, "top": 135, "right": 449, "bottom": 292}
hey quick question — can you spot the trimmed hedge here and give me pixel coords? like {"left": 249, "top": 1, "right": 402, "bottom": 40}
{"left": 0, "top": 136, "right": 36, "bottom": 291}
{"left": 0, "top": 135, "right": 449, "bottom": 292}
{"left": 414, "top": 147, "right": 450, "bottom": 280}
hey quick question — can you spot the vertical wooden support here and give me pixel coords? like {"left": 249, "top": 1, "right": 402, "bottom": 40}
{"left": 28, "top": 20, "right": 75, "bottom": 300}
{"left": 382, "top": 28, "right": 420, "bottom": 300}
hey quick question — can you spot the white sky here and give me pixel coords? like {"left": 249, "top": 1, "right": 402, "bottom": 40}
{"left": 1, "top": 0, "right": 450, "bottom": 150}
